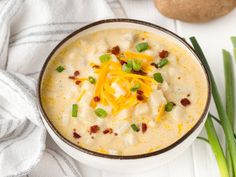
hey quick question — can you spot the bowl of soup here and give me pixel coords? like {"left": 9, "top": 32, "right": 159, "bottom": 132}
{"left": 38, "top": 19, "right": 211, "bottom": 172}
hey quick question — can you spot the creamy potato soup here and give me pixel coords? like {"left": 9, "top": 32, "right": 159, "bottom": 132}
{"left": 41, "top": 29, "right": 208, "bottom": 156}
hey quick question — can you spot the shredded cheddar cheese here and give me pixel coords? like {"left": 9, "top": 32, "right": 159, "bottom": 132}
{"left": 156, "top": 104, "right": 165, "bottom": 122}
{"left": 89, "top": 51, "right": 156, "bottom": 114}
{"left": 77, "top": 90, "right": 86, "bottom": 102}
{"left": 124, "top": 51, "right": 153, "bottom": 61}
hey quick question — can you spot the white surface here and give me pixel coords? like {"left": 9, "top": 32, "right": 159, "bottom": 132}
{"left": 1, "top": 0, "right": 236, "bottom": 176}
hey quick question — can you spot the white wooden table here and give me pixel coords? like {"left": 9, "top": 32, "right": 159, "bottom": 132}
{"left": 5, "top": 0, "right": 236, "bottom": 176}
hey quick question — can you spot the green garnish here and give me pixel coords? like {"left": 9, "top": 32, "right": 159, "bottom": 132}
{"left": 130, "top": 83, "right": 141, "bottom": 92}
{"left": 190, "top": 37, "right": 236, "bottom": 177}
{"left": 132, "top": 59, "right": 142, "bottom": 71}
{"left": 122, "top": 63, "right": 132, "bottom": 73}
{"left": 153, "top": 73, "right": 164, "bottom": 83}
{"left": 223, "top": 49, "right": 235, "bottom": 177}
{"left": 157, "top": 58, "right": 169, "bottom": 68}
{"left": 56, "top": 66, "right": 65, "bottom": 72}
{"left": 95, "top": 108, "right": 107, "bottom": 118}
{"left": 88, "top": 76, "right": 96, "bottom": 84}
{"left": 231, "top": 36, "right": 236, "bottom": 61}
{"left": 165, "top": 102, "right": 174, "bottom": 112}
{"left": 99, "top": 54, "right": 112, "bottom": 63}
{"left": 136, "top": 42, "right": 148, "bottom": 52}
{"left": 131, "top": 124, "right": 139, "bottom": 132}
{"left": 72, "top": 104, "right": 78, "bottom": 117}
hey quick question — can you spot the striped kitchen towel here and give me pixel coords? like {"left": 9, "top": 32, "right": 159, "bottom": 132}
{"left": 0, "top": 70, "right": 46, "bottom": 177}
{"left": 0, "top": 0, "right": 115, "bottom": 176}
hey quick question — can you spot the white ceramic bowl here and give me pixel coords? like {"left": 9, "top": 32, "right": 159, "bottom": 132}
{"left": 37, "top": 19, "right": 211, "bottom": 173}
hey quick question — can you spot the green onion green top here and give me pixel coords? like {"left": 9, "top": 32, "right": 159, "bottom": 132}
{"left": 165, "top": 102, "right": 174, "bottom": 112}
{"left": 72, "top": 104, "right": 78, "bottom": 117}
{"left": 153, "top": 72, "right": 164, "bottom": 83}
{"left": 88, "top": 76, "right": 96, "bottom": 84}
{"left": 131, "top": 123, "right": 140, "bottom": 132}
{"left": 56, "top": 66, "right": 65, "bottom": 72}
{"left": 136, "top": 42, "right": 148, "bottom": 52}
{"left": 122, "top": 63, "right": 132, "bottom": 73}
{"left": 95, "top": 108, "right": 107, "bottom": 118}
{"left": 157, "top": 59, "right": 169, "bottom": 68}
{"left": 99, "top": 54, "right": 112, "bottom": 63}
{"left": 132, "top": 59, "right": 142, "bottom": 71}
{"left": 130, "top": 83, "right": 141, "bottom": 92}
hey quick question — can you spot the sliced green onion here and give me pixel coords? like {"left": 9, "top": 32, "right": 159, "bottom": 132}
{"left": 56, "top": 65, "right": 65, "bottom": 72}
{"left": 72, "top": 104, "right": 78, "bottom": 117}
{"left": 122, "top": 63, "right": 132, "bottom": 73}
{"left": 165, "top": 102, "right": 174, "bottom": 112}
{"left": 153, "top": 72, "right": 164, "bottom": 83}
{"left": 95, "top": 108, "right": 107, "bottom": 118}
{"left": 130, "top": 83, "right": 141, "bottom": 92}
{"left": 231, "top": 36, "right": 236, "bottom": 61}
{"left": 88, "top": 76, "right": 96, "bottom": 84}
{"left": 157, "top": 58, "right": 169, "bottom": 68}
{"left": 190, "top": 37, "right": 236, "bottom": 174}
{"left": 131, "top": 124, "right": 140, "bottom": 132}
{"left": 99, "top": 54, "right": 112, "bottom": 63}
{"left": 205, "top": 114, "right": 229, "bottom": 177}
{"left": 132, "top": 59, "right": 142, "bottom": 71}
{"left": 136, "top": 42, "right": 148, "bottom": 52}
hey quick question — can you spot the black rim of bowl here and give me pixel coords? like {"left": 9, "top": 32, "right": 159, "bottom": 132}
{"left": 37, "top": 18, "right": 211, "bottom": 160}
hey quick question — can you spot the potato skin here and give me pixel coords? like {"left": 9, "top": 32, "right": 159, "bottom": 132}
{"left": 154, "top": 0, "right": 236, "bottom": 22}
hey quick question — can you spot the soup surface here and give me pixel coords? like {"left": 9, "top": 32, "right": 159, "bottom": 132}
{"left": 41, "top": 29, "right": 208, "bottom": 156}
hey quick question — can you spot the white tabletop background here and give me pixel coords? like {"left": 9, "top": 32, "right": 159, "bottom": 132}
{"left": 3, "top": 0, "right": 236, "bottom": 176}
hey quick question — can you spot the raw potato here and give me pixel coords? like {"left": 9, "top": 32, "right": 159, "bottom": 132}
{"left": 154, "top": 0, "right": 236, "bottom": 22}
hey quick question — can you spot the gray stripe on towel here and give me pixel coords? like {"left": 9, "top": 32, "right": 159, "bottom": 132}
{"left": 0, "top": 123, "right": 36, "bottom": 154}
{"left": 10, "top": 29, "right": 75, "bottom": 44}
{"left": 51, "top": 149, "right": 82, "bottom": 177}
{"left": 0, "top": 121, "right": 29, "bottom": 143}
{"left": 45, "top": 150, "right": 68, "bottom": 176}
{"left": 10, "top": 39, "right": 60, "bottom": 48}
{"left": 10, "top": 21, "right": 88, "bottom": 38}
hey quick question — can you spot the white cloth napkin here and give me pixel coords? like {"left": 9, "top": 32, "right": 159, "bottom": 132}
{"left": 0, "top": 70, "right": 46, "bottom": 177}
{"left": 0, "top": 0, "right": 115, "bottom": 176}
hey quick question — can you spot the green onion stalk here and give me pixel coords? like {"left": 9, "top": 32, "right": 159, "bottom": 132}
{"left": 190, "top": 37, "right": 236, "bottom": 176}
{"left": 231, "top": 37, "right": 236, "bottom": 61}
{"left": 223, "top": 49, "right": 235, "bottom": 177}
{"left": 205, "top": 114, "right": 229, "bottom": 177}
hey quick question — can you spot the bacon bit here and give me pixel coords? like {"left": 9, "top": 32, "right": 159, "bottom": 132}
{"left": 142, "top": 123, "right": 147, "bottom": 133}
{"left": 69, "top": 76, "right": 75, "bottom": 80}
{"left": 114, "top": 133, "right": 118, "bottom": 136}
{"left": 90, "top": 125, "right": 100, "bottom": 134}
{"left": 111, "top": 45, "right": 120, "bottom": 55}
{"left": 137, "top": 94, "right": 144, "bottom": 101}
{"left": 92, "top": 65, "right": 100, "bottom": 69}
{"left": 103, "top": 128, "right": 113, "bottom": 134}
{"left": 93, "top": 96, "right": 100, "bottom": 102}
{"left": 159, "top": 50, "right": 169, "bottom": 59}
{"left": 132, "top": 70, "right": 147, "bottom": 75}
{"left": 75, "top": 80, "right": 81, "bottom": 85}
{"left": 137, "top": 90, "right": 143, "bottom": 95}
{"left": 73, "top": 132, "right": 81, "bottom": 139}
{"left": 119, "top": 60, "right": 127, "bottom": 65}
{"left": 74, "top": 70, "right": 80, "bottom": 76}
{"left": 180, "top": 98, "right": 191, "bottom": 106}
